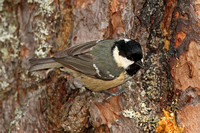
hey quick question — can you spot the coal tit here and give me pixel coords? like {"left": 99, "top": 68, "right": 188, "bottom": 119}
{"left": 29, "top": 39, "right": 143, "bottom": 91}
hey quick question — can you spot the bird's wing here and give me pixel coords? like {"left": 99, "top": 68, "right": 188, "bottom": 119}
{"left": 53, "top": 54, "right": 97, "bottom": 77}
{"left": 53, "top": 40, "right": 115, "bottom": 80}
{"left": 54, "top": 40, "right": 97, "bottom": 57}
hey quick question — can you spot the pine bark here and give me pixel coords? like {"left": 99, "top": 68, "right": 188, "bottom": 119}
{"left": 0, "top": 0, "right": 199, "bottom": 132}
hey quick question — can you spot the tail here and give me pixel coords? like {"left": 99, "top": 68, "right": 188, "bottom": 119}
{"left": 29, "top": 58, "right": 62, "bottom": 72}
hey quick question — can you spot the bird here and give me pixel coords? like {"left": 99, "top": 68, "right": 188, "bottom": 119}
{"left": 29, "top": 39, "right": 143, "bottom": 92}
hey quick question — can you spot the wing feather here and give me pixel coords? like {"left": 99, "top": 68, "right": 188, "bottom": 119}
{"left": 53, "top": 56, "right": 97, "bottom": 77}
{"left": 54, "top": 41, "right": 97, "bottom": 57}
{"left": 53, "top": 41, "right": 100, "bottom": 78}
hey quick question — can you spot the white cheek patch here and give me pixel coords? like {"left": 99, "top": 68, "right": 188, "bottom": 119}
{"left": 113, "top": 47, "right": 134, "bottom": 69}
{"left": 120, "top": 56, "right": 134, "bottom": 69}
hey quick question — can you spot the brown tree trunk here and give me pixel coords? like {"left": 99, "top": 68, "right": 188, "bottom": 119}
{"left": 0, "top": 0, "right": 199, "bottom": 132}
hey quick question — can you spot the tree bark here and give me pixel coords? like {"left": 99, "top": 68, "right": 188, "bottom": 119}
{"left": 0, "top": 0, "right": 199, "bottom": 132}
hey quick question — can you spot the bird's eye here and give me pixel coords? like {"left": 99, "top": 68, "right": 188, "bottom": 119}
{"left": 127, "top": 55, "right": 133, "bottom": 60}
{"left": 127, "top": 56, "right": 131, "bottom": 59}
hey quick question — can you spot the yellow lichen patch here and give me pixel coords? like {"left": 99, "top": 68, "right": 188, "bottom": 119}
{"left": 160, "top": 22, "right": 171, "bottom": 51}
{"left": 163, "top": 37, "right": 170, "bottom": 51}
{"left": 160, "top": 0, "right": 177, "bottom": 51}
{"left": 156, "top": 109, "right": 184, "bottom": 133}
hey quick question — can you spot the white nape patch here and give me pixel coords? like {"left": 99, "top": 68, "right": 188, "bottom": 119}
{"left": 113, "top": 47, "right": 134, "bottom": 69}
{"left": 93, "top": 64, "right": 101, "bottom": 76}
{"left": 123, "top": 39, "right": 131, "bottom": 42}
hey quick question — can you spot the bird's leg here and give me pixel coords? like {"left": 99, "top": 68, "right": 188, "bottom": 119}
{"left": 101, "top": 86, "right": 124, "bottom": 101}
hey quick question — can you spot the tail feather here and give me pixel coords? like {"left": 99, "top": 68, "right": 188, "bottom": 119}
{"left": 29, "top": 58, "right": 62, "bottom": 72}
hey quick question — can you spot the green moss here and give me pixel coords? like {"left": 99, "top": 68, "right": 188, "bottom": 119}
{"left": 28, "top": 0, "right": 55, "bottom": 14}
{"left": 0, "top": 0, "right": 4, "bottom": 11}
{"left": 0, "top": 81, "right": 9, "bottom": 90}
{"left": 9, "top": 109, "right": 23, "bottom": 129}
{"left": 28, "top": 1, "right": 58, "bottom": 58}
{"left": 123, "top": 108, "right": 140, "bottom": 119}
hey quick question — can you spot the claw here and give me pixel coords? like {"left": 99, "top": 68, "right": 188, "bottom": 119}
{"left": 101, "top": 87, "right": 125, "bottom": 101}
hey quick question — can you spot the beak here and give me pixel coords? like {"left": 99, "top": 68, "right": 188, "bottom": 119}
{"left": 135, "top": 60, "right": 143, "bottom": 68}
